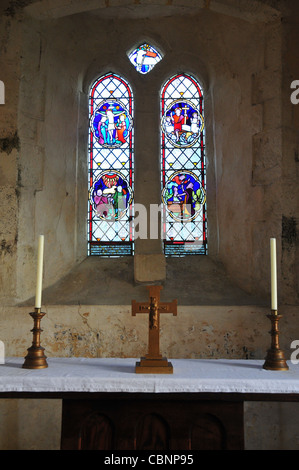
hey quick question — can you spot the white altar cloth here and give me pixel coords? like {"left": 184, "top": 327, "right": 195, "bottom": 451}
{"left": 0, "top": 358, "right": 298, "bottom": 395}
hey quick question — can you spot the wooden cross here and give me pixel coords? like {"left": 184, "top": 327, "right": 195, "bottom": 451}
{"left": 132, "top": 285, "right": 177, "bottom": 373}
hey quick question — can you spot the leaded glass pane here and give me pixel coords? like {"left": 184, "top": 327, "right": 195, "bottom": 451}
{"left": 161, "top": 74, "right": 207, "bottom": 256}
{"left": 128, "top": 43, "right": 162, "bottom": 74}
{"left": 88, "top": 73, "right": 134, "bottom": 256}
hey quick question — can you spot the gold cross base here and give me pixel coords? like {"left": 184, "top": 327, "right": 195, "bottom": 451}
{"left": 135, "top": 356, "right": 173, "bottom": 374}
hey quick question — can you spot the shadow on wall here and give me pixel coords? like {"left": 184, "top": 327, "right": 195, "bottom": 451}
{"left": 20, "top": 255, "right": 266, "bottom": 306}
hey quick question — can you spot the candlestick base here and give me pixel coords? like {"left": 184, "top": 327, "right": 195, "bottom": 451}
{"left": 22, "top": 308, "right": 48, "bottom": 369}
{"left": 263, "top": 311, "right": 289, "bottom": 371}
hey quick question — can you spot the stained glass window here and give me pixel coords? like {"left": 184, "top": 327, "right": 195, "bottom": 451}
{"left": 128, "top": 43, "right": 162, "bottom": 74}
{"left": 161, "top": 73, "right": 207, "bottom": 256}
{"left": 88, "top": 73, "right": 134, "bottom": 256}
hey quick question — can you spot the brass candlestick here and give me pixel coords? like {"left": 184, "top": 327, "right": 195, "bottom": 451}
{"left": 22, "top": 308, "right": 48, "bottom": 369}
{"left": 263, "top": 310, "right": 289, "bottom": 371}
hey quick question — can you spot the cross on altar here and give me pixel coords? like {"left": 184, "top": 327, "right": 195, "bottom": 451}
{"left": 132, "top": 285, "right": 177, "bottom": 373}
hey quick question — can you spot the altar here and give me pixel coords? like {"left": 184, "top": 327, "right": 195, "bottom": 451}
{"left": 0, "top": 357, "right": 298, "bottom": 450}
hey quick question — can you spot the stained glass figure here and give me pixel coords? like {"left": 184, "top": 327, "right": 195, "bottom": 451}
{"left": 128, "top": 43, "right": 162, "bottom": 74}
{"left": 162, "top": 100, "right": 204, "bottom": 148}
{"left": 161, "top": 74, "right": 207, "bottom": 256}
{"left": 89, "top": 170, "right": 133, "bottom": 221}
{"left": 88, "top": 73, "right": 134, "bottom": 256}
{"left": 91, "top": 100, "right": 133, "bottom": 148}
{"left": 161, "top": 171, "right": 206, "bottom": 222}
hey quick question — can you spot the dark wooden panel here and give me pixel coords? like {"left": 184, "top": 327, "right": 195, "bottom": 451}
{"left": 135, "top": 413, "right": 170, "bottom": 450}
{"left": 190, "top": 413, "right": 226, "bottom": 450}
{"left": 78, "top": 413, "right": 114, "bottom": 450}
{"left": 61, "top": 396, "right": 244, "bottom": 450}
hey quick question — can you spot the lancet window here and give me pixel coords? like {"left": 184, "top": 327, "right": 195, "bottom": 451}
{"left": 161, "top": 73, "right": 207, "bottom": 256}
{"left": 88, "top": 73, "right": 134, "bottom": 256}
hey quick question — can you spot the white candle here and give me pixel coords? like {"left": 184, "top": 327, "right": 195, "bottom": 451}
{"left": 35, "top": 235, "right": 44, "bottom": 309}
{"left": 270, "top": 238, "right": 277, "bottom": 311}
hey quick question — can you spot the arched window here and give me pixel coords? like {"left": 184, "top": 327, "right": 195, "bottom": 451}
{"left": 161, "top": 73, "right": 207, "bottom": 256}
{"left": 88, "top": 73, "right": 134, "bottom": 256}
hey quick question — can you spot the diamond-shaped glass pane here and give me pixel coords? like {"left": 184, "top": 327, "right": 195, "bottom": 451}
{"left": 128, "top": 43, "right": 162, "bottom": 74}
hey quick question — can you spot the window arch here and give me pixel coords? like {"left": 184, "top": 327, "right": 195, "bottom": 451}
{"left": 161, "top": 73, "right": 207, "bottom": 256}
{"left": 88, "top": 73, "right": 134, "bottom": 256}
